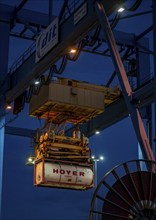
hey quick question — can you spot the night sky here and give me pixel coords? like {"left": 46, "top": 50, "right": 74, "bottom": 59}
{"left": 0, "top": 0, "right": 153, "bottom": 220}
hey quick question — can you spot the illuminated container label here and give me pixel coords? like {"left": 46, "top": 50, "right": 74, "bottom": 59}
{"left": 35, "top": 160, "right": 93, "bottom": 190}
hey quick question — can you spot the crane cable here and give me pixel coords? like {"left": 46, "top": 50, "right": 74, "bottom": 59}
{"left": 110, "top": 13, "right": 121, "bottom": 29}
{"left": 25, "top": 11, "right": 123, "bottom": 101}
{"left": 125, "top": 0, "right": 143, "bottom": 11}
{"left": 67, "top": 25, "right": 102, "bottom": 61}
{"left": 52, "top": 55, "right": 68, "bottom": 74}
{"left": 25, "top": 0, "right": 143, "bottom": 102}
{"left": 85, "top": 25, "right": 101, "bottom": 47}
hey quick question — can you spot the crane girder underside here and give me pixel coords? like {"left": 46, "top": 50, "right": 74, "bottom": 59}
{"left": 0, "top": 0, "right": 153, "bottom": 138}
{"left": 4, "top": 0, "right": 126, "bottom": 102}
{"left": 5, "top": 78, "right": 154, "bottom": 138}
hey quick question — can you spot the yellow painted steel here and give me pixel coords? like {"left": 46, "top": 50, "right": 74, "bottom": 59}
{"left": 29, "top": 77, "right": 121, "bottom": 124}
{"left": 31, "top": 78, "right": 121, "bottom": 165}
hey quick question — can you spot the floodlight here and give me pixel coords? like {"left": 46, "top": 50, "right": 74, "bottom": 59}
{"left": 118, "top": 7, "right": 125, "bottom": 13}
{"left": 34, "top": 80, "right": 40, "bottom": 85}
{"left": 100, "top": 156, "right": 104, "bottom": 160}
{"left": 95, "top": 130, "right": 100, "bottom": 134}
{"left": 26, "top": 156, "right": 35, "bottom": 166}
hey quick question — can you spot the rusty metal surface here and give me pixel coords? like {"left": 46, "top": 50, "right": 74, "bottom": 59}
{"left": 90, "top": 160, "right": 156, "bottom": 220}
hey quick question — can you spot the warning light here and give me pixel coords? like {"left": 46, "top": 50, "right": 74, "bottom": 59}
{"left": 92, "top": 155, "right": 104, "bottom": 161}
{"left": 6, "top": 103, "right": 12, "bottom": 110}
{"left": 69, "top": 48, "right": 77, "bottom": 54}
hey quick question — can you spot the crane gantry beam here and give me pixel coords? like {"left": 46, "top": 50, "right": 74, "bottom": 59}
{"left": 0, "top": 3, "right": 55, "bottom": 27}
{"left": 5, "top": 79, "right": 155, "bottom": 138}
{"left": 4, "top": 0, "right": 126, "bottom": 102}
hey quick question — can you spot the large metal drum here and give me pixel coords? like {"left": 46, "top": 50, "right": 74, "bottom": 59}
{"left": 90, "top": 160, "right": 156, "bottom": 220}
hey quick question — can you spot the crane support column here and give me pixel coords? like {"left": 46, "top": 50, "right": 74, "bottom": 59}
{"left": 153, "top": 0, "right": 156, "bottom": 159}
{"left": 95, "top": 1, "right": 155, "bottom": 161}
{"left": 0, "top": 21, "right": 10, "bottom": 218}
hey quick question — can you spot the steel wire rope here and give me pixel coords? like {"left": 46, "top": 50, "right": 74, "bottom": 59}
{"left": 25, "top": 66, "right": 54, "bottom": 103}
{"left": 66, "top": 21, "right": 104, "bottom": 61}
{"left": 78, "top": 5, "right": 123, "bottom": 55}
{"left": 24, "top": 53, "right": 67, "bottom": 105}
{"left": 110, "top": 12, "right": 121, "bottom": 29}
{"left": 125, "top": 0, "right": 143, "bottom": 11}
{"left": 52, "top": 54, "right": 68, "bottom": 74}
{"left": 67, "top": 25, "right": 102, "bottom": 62}
{"left": 20, "top": 0, "right": 129, "bottom": 107}
{"left": 85, "top": 25, "right": 101, "bottom": 47}
{"left": 25, "top": 53, "right": 67, "bottom": 104}
{"left": 25, "top": 22, "right": 120, "bottom": 104}
{"left": 25, "top": 55, "right": 67, "bottom": 103}
{"left": 12, "top": 0, "right": 138, "bottom": 113}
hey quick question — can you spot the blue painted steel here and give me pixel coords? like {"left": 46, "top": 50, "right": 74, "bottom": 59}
{"left": 5, "top": 79, "right": 155, "bottom": 139}
{"left": 8, "top": 30, "right": 135, "bottom": 76}
{"left": 136, "top": 36, "right": 153, "bottom": 158}
{"left": 49, "top": 0, "right": 53, "bottom": 24}
{"left": 94, "top": 160, "right": 98, "bottom": 220}
{"left": 0, "top": 22, "right": 9, "bottom": 219}
{"left": 5, "top": 126, "right": 35, "bottom": 138}
{"left": 6, "top": 0, "right": 126, "bottom": 102}
{"left": 0, "top": 105, "right": 5, "bottom": 219}
{"left": 0, "top": 3, "right": 55, "bottom": 28}
{"left": 136, "top": 38, "right": 151, "bottom": 86}
{"left": 95, "top": 1, "right": 155, "bottom": 161}
{"left": 136, "top": 25, "right": 153, "bottom": 41}
{"left": 153, "top": 0, "right": 156, "bottom": 159}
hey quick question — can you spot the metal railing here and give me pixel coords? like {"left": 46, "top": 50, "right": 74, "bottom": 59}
{"left": 8, "top": 0, "right": 86, "bottom": 75}
{"left": 60, "top": 0, "right": 86, "bottom": 23}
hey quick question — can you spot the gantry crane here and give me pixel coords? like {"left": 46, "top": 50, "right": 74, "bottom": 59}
{"left": 30, "top": 77, "right": 121, "bottom": 189}
{"left": 0, "top": 0, "right": 156, "bottom": 218}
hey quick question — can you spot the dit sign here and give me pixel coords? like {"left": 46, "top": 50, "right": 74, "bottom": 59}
{"left": 35, "top": 17, "right": 59, "bottom": 63}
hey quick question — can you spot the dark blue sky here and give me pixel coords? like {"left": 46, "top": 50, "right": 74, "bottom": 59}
{"left": 2, "top": 112, "right": 137, "bottom": 220}
{"left": 1, "top": 0, "right": 153, "bottom": 219}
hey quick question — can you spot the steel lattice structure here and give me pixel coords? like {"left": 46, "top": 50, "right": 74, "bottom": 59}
{"left": 0, "top": 0, "right": 156, "bottom": 219}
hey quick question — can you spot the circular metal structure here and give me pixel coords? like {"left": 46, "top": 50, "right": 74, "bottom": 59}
{"left": 90, "top": 160, "right": 156, "bottom": 220}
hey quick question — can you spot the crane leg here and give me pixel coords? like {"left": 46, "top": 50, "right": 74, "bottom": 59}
{"left": 95, "top": 1, "right": 155, "bottom": 161}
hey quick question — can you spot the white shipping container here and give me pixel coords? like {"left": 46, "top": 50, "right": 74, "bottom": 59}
{"left": 34, "top": 160, "right": 94, "bottom": 190}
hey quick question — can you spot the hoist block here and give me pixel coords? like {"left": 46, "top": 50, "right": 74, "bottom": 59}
{"left": 29, "top": 77, "right": 120, "bottom": 123}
